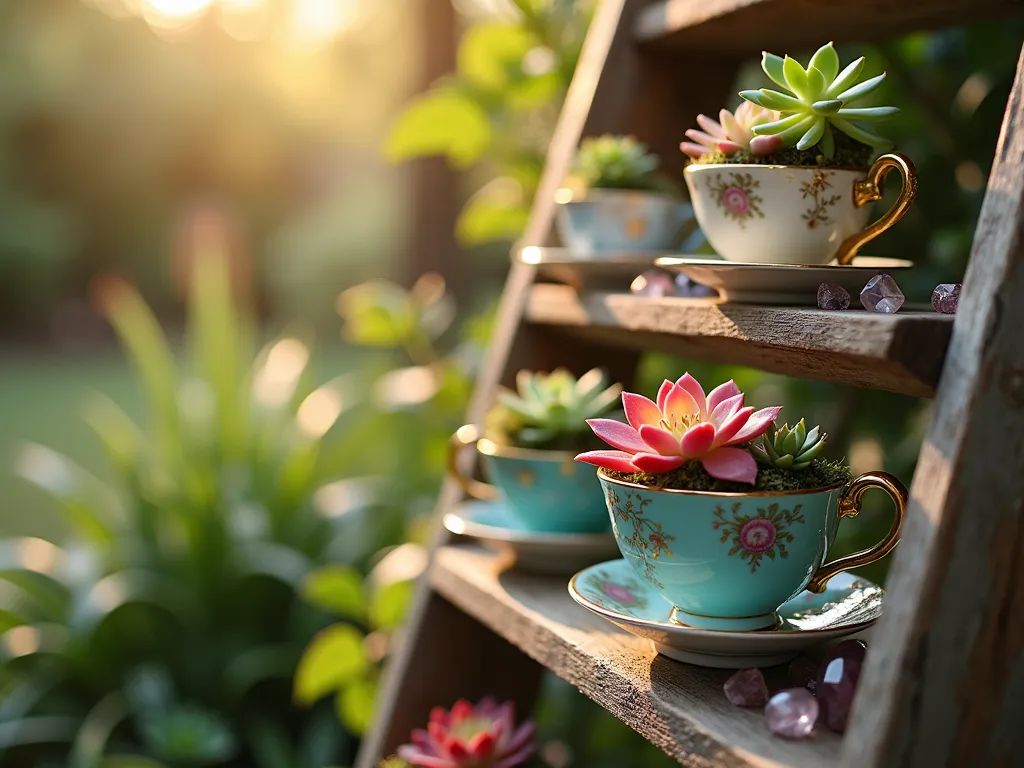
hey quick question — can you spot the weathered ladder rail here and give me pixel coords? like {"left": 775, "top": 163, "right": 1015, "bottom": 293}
{"left": 358, "top": 1, "right": 1024, "bottom": 765}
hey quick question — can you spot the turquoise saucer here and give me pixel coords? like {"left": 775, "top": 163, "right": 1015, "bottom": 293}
{"left": 569, "top": 558, "right": 883, "bottom": 668}
{"left": 444, "top": 501, "right": 619, "bottom": 575}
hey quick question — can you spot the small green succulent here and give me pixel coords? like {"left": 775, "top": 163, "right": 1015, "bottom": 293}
{"left": 739, "top": 42, "right": 898, "bottom": 159}
{"left": 570, "top": 135, "right": 664, "bottom": 191}
{"left": 751, "top": 419, "right": 827, "bottom": 470}
{"left": 486, "top": 368, "right": 622, "bottom": 450}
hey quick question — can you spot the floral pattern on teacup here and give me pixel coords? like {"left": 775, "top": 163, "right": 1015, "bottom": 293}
{"left": 712, "top": 502, "right": 805, "bottom": 573}
{"left": 605, "top": 488, "right": 675, "bottom": 588}
{"left": 800, "top": 170, "right": 841, "bottom": 229}
{"left": 584, "top": 569, "right": 648, "bottom": 613}
{"left": 707, "top": 172, "right": 765, "bottom": 227}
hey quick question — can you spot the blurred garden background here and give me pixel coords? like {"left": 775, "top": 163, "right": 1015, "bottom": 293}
{"left": 0, "top": 0, "right": 1021, "bottom": 765}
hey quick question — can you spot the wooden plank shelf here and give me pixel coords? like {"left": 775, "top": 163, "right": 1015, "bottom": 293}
{"left": 430, "top": 543, "right": 842, "bottom": 768}
{"left": 526, "top": 283, "right": 952, "bottom": 397}
{"left": 635, "top": 0, "right": 1021, "bottom": 54}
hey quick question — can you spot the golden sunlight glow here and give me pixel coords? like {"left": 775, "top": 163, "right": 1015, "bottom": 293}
{"left": 297, "top": 386, "right": 344, "bottom": 437}
{"left": 3, "top": 626, "right": 41, "bottom": 657}
{"left": 253, "top": 338, "right": 310, "bottom": 406}
{"left": 285, "top": 0, "right": 360, "bottom": 49}
{"left": 16, "top": 538, "right": 60, "bottom": 574}
{"left": 147, "top": 0, "right": 213, "bottom": 15}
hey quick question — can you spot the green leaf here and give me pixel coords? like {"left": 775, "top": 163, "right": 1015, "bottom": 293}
{"left": 338, "top": 281, "right": 418, "bottom": 348}
{"left": 754, "top": 89, "right": 806, "bottom": 111}
{"left": 384, "top": 89, "right": 492, "bottom": 168}
{"left": 809, "top": 42, "right": 840, "bottom": 82}
{"left": 831, "top": 119, "right": 893, "bottom": 149}
{"left": 369, "top": 580, "right": 414, "bottom": 631}
{"left": 457, "top": 22, "right": 533, "bottom": 92}
{"left": 820, "top": 123, "right": 835, "bottom": 158}
{"left": 782, "top": 56, "right": 811, "bottom": 101}
{"left": 188, "top": 241, "right": 252, "bottom": 459}
{"left": 82, "top": 395, "right": 142, "bottom": 473}
{"left": 140, "top": 707, "right": 237, "bottom": 764}
{"left": 739, "top": 89, "right": 768, "bottom": 107}
{"left": 456, "top": 178, "right": 531, "bottom": 246}
{"left": 753, "top": 113, "right": 809, "bottom": 136}
{"left": 0, "top": 609, "right": 24, "bottom": 633}
{"left": 761, "top": 52, "right": 788, "bottom": 89}
{"left": 806, "top": 66, "right": 826, "bottom": 98}
{"left": 811, "top": 99, "right": 843, "bottom": 115}
{"left": 294, "top": 625, "right": 369, "bottom": 705}
{"left": 69, "top": 693, "right": 128, "bottom": 768}
{"left": 336, "top": 676, "right": 378, "bottom": 735}
{"left": 99, "top": 757, "right": 169, "bottom": 768}
{"left": 222, "top": 644, "right": 297, "bottom": 701}
{"left": 834, "top": 73, "right": 886, "bottom": 104}
{"left": 95, "top": 278, "right": 181, "bottom": 462}
{"left": 302, "top": 566, "right": 367, "bottom": 620}
{"left": 0, "top": 716, "right": 79, "bottom": 748}
{"left": 835, "top": 106, "right": 900, "bottom": 121}
{"left": 823, "top": 56, "right": 866, "bottom": 99}
{"left": 796, "top": 118, "right": 825, "bottom": 150}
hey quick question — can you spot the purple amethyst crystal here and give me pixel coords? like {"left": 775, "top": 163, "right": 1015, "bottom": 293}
{"left": 787, "top": 656, "right": 819, "bottom": 693}
{"left": 817, "top": 282, "right": 850, "bottom": 311}
{"left": 860, "top": 273, "right": 905, "bottom": 314}
{"left": 724, "top": 668, "right": 769, "bottom": 707}
{"left": 765, "top": 688, "right": 818, "bottom": 739}
{"left": 631, "top": 269, "right": 675, "bottom": 297}
{"left": 931, "top": 283, "right": 961, "bottom": 314}
{"left": 816, "top": 641, "right": 867, "bottom": 733}
{"left": 674, "top": 274, "right": 717, "bottom": 298}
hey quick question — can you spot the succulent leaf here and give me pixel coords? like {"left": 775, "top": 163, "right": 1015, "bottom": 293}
{"left": 682, "top": 101, "right": 780, "bottom": 160}
{"left": 571, "top": 135, "right": 663, "bottom": 191}
{"left": 740, "top": 44, "right": 896, "bottom": 158}
{"left": 752, "top": 420, "right": 827, "bottom": 472}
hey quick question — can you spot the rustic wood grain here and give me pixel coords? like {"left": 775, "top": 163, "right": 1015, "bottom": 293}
{"left": 431, "top": 544, "right": 842, "bottom": 768}
{"left": 527, "top": 284, "right": 953, "bottom": 397}
{"left": 636, "top": 0, "right": 1022, "bottom": 54}
{"left": 843, "top": 44, "right": 1024, "bottom": 768}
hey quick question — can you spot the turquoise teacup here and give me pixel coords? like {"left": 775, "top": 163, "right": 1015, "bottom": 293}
{"left": 449, "top": 425, "right": 610, "bottom": 534}
{"left": 596, "top": 469, "right": 906, "bottom": 630}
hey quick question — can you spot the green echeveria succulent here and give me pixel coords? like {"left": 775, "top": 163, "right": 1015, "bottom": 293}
{"left": 739, "top": 42, "right": 898, "bottom": 159}
{"left": 491, "top": 367, "right": 622, "bottom": 448}
{"left": 572, "top": 135, "right": 661, "bottom": 190}
{"left": 751, "top": 419, "right": 827, "bottom": 471}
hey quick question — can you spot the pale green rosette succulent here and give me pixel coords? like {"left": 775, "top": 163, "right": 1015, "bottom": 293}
{"left": 488, "top": 368, "right": 623, "bottom": 449}
{"left": 750, "top": 419, "right": 827, "bottom": 470}
{"left": 739, "top": 42, "right": 898, "bottom": 159}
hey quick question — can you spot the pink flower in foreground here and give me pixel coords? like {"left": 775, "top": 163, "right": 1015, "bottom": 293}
{"left": 575, "top": 374, "right": 781, "bottom": 485}
{"left": 397, "top": 698, "right": 535, "bottom": 768}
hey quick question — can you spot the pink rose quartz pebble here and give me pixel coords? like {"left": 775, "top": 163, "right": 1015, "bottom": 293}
{"left": 816, "top": 641, "right": 867, "bottom": 733}
{"left": 765, "top": 688, "right": 818, "bottom": 739}
{"left": 787, "top": 656, "right": 818, "bottom": 693}
{"left": 723, "top": 668, "right": 769, "bottom": 707}
{"left": 817, "top": 282, "right": 851, "bottom": 311}
{"left": 631, "top": 270, "right": 675, "bottom": 297}
{"left": 931, "top": 283, "right": 961, "bottom": 314}
{"left": 860, "top": 273, "right": 905, "bottom": 314}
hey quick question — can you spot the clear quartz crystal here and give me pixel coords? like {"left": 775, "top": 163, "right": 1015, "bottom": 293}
{"left": 631, "top": 269, "right": 675, "bottom": 297}
{"left": 724, "top": 668, "right": 769, "bottom": 707}
{"left": 932, "top": 283, "right": 961, "bottom": 314}
{"left": 765, "top": 688, "right": 818, "bottom": 739}
{"left": 860, "top": 273, "right": 905, "bottom": 314}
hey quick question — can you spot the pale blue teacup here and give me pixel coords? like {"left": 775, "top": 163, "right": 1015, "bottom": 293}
{"left": 596, "top": 469, "right": 906, "bottom": 630}
{"left": 449, "top": 425, "right": 610, "bottom": 534}
{"left": 555, "top": 190, "right": 700, "bottom": 254}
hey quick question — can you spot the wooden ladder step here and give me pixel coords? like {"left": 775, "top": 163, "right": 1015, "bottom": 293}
{"left": 636, "top": 0, "right": 1021, "bottom": 53}
{"left": 526, "top": 283, "right": 952, "bottom": 397}
{"left": 431, "top": 543, "right": 842, "bottom": 768}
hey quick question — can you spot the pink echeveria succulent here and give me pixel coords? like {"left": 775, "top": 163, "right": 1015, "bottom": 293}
{"left": 681, "top": 102, "right": 784, "bottom": 159}
{"left": 397, "top": 698, "right": 535, "bottom": 768}
{"left": 576, "top": 374, "right": 782, "bottom": 485}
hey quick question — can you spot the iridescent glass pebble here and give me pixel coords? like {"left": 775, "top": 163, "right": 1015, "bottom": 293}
{"left": 817, "top": 282, "right": 851, "bottom": 310}
{"left": 932, "top": 283, "right": 961, "bottom": 314}
{"left": 631, "top": 269, "right": 675, "bottom": 297}
{"left": 724, "top": 668, "right": 769, "bottom": 707}
{"left": 765, "top": 688, "right": 818, "bottom": 739}
{"left": 860, "top": 273, "right": 905, "bottom": 314}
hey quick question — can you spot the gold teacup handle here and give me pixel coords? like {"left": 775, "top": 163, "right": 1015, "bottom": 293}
{"left": 834, "top": 153, "right": 918, "bottom": 266}
{"left": 806, "top": 471, "right": 907, "bottom": 593}
{"left": 448, "top": 424, "right": 498, "bottom": 501}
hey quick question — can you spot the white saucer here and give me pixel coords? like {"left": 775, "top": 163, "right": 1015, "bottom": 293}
{"left": 655, "top": 255, "right": 913, "bottom": 305}
{"left": 516, "top": 246, "right": 664, "bottom": 291}
{"left": 444, "top": 501, "right": 619, "bottom": 575}
{"left": 569, "top": 559, "right": 883, "bottom": 668}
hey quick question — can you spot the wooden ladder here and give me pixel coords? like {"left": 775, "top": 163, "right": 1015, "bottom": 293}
{"left": 359, "top": 1, "right": 1024, "bottom": 765}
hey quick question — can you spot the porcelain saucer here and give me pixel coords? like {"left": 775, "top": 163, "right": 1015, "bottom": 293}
{"left": 568, "top": 559, "right": 883, "bottom": 668}
{"left": 444, "top": 501, "right": 619, "bottom": 575}
{"left": 655, "top": 255, "right": 913, "bottom": 305}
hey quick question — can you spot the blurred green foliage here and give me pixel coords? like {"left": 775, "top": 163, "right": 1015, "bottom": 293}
{"left": 386, "top": 0, "right": 594, "bottom": 247}
{"left": 0, "top": 241, "right": 471, "bottom": 764}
